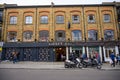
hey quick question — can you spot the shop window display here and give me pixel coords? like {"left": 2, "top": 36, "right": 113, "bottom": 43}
{"left": 38, "top": 48, "right": 50, "bottom": 61}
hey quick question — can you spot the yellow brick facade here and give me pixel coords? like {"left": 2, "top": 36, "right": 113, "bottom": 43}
{"left": 1, "top": 4, "right": 120, "bottom": 62}
{"left": 2, "top": 5, "right": 119, "bottom": 42}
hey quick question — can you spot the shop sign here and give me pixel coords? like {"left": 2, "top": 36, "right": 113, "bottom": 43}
{"left": 49, "top": 42, "right": 71, "bottom": 46}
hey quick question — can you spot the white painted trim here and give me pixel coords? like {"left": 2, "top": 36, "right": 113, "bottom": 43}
{"left": 103, "top": 46, "right": 107, "bottom": 61}
{"left": 82, "top": 46, "right": 85, "bottom": 54}
{"left": 99, "top": 46, "right": 102, "bottom": 62}
{"left": 86, "top": 47, "right": 89, "bottom": 58}
{"left": 70, "top": 47, "right": 72, "bottom": 53}
{"left": 115, "top": 46, "right": 119, "bottom": 55}
{"left": 66, "top": 47, "right": 69, "bottom": 60}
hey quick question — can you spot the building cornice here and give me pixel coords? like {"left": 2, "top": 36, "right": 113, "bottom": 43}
{"left": 4, "top": 4, "right": 115, "bottom": 9}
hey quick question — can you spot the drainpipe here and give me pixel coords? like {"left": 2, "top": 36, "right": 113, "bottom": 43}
{"left": 82, "top": 5, "right": 87, "bottom": 56}
{"left": 35, "top": 7, "right": 37, "bottom": 42}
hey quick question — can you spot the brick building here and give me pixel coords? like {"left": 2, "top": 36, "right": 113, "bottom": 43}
{"left": 1, "top": 3, "right": 120, "bottom": 62}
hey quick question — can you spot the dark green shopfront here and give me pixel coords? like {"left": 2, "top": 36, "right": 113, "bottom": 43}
{"left": 1, "top": 41, "right": 120, "bottom": 62}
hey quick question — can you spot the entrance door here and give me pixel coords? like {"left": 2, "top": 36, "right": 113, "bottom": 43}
{"left": 104, "top": 47, "right": 115, "bottom": 61}
{"left": 55, "top": 47, "right": 66, "bottom": 61}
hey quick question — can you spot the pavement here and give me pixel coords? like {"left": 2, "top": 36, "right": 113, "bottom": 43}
{"left": 0, "top": 60, "right": 120, "bottom": 70}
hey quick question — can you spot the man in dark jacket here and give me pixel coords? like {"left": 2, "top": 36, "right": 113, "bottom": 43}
{"left": 110, "top": 52, "right": 116, "bottom": 67}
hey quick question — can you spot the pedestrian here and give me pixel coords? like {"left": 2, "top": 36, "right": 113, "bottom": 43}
{"left": 81, "top": 53, "right": 87, "bottom": 60}
{"left": 116, "top": 54, "right": 120, "bottom": 65}
{"left": 95, "top": 52, "right": 101, "bottom": 64}
{"left": 12, "top": 51, "right": 17, "bottom": 64}
{"left": 110, "top": 52, "right": 116, "bottom": 67}
{"left": 17, "top": 52, "right": 20, "bottom": 62}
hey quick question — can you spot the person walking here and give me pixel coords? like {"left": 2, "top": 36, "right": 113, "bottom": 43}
{"left": 95, "top": 52, "right": 101, "bottom": 64}
{"left": 12, "top": 51, "right": 17, "bottom": 64}
{"left": 110, "top": 52, "right": 116, "bottom": 67}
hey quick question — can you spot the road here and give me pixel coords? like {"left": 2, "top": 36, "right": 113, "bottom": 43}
{"left": 0, "top": 69, "right": 120, "bottom": 80}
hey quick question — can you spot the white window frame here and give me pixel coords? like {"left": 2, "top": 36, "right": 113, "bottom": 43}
{"left": 25, "top": 16, "right": 32, "bottom": 24}
{"left": 56, "top": 15, "right": 64, "bottom": 24}
{"left": 10, "top": 16, "right": 17, "bottom": 24}
{"left": 103, "top": 14, "right": 110, "bottom": 23}
{"left": 40, "top": 16, "right": 48, "bottom": 24}
{"left": 72, "top": 15, "right": 80, "bottom": 23}
{"left": 88, "top": 15, "right": 95, "bottom": 23}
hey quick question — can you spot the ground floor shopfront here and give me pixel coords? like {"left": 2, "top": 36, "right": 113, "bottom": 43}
{"left": 1, "top": 41, "right": 120, "bottom": 62}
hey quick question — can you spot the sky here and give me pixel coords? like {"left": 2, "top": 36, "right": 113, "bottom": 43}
{"left": 0, "top": 0, "right": 120, "bottom": 5}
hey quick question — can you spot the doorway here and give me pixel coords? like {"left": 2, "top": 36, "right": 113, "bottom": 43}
{"left": 104, "top": 47, "right": 115, "bottom": 61}
{"left": 55, "top": 47, "right": 66, "bottom": 61}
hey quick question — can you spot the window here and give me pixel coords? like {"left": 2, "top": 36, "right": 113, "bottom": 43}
{"left": 103, "top": 14, "right": 110, "bottom": 22}
{"left": 40, "top": 16, "right": 48, "bottom": 24}
{"left": 56, "top": 15, "right": 64, "bottom": 24}
{"left": 72, "top": 15, "right": 80, "bottom": 23}
{"left": 23, "top": 31, "right": 33, "bottom": 41}
{"left": 39, "top": 30, "right": 49, "bottom": 42}
{"left": 0, "top": 11, "right": 3, "bottom": 22}
{"left": 105, "top": 47, "right": 115, "bottom": 58}
{"left": 104, "top": 30, "right": 114, "bottom": 40}
{"left": 88, "top": 47, "right": 99, "bottom": 56}
{"left": 88, "top": 15, "right": 95, "bottom": 23}
{"left": 88, "top": 30, "right": 97, "bottom": 41}
{"left": 25, "top": 16, "right": 32, "bottom": 24}
{"left": 10, "top": 16, "right": 17, "bottom": 24}
{"left": 55, "top": 31, "right": 65, "bottom": 41}
{"left": 72, "top": 30, "right": 82, "bottom": 41}
{"left": 7, "top": 31, "right": 17, "bottom": 42}
{"left": 0, "top": 11, "right": 2, "bottom": 16}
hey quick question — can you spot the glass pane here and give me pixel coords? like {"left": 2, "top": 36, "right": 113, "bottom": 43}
{"left": 55, "top": 31, "right": 65, "bottom": 41}
{"left": 88, "top": 15, "right": 95, "bottom": 23}
{"left": 88, "top": 30, "right": 97, "bottom": 41}
{"left": 25, "top": 16, "right": 32, "bottom": 24}
{"left": 56, "top": 16, "right": 64, "bottom": 23}
{"left": 104, "top": 30, "right": 114, "bottom": 40}
{"left": 104, "top": 14, "right": 110, "bottom": 22}
{"left": 23, "top": 31, "right": 33, "bottom": 40}
{"left": 72, "top": 30, "right": 82, "bottom": 41}
{"left": 7, "top": 31, "right": 17, "bottom": 42}
{"left": 40, "top": 16, "right": 48, "bottom": 24}
{"left": 39, "top": 31, "right": 49, "bottom": 42}
{"left": 72, "top": 15, "right": 79, "bottom": 23}
{"left": 10, "top": 16, "right": 17, "bottom": 24}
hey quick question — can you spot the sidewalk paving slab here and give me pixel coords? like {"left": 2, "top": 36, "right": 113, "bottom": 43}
{"left": 0, "top": 61, "right": 120, "bottom": 70}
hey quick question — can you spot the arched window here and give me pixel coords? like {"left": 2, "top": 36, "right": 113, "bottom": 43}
{"left": 39, "top": 30, "right": 49, "bottom": 42}
{"left": 72, "top": 15, "right": 80, "bottom": 23}
{"left": 88, "top": 14, "right": 95, "bottom": 23}
{"left": 25, "top": 16, "right": 32, "bottom": 24}
{"left": 40, "top": 16, "right": 48, "bottom": 24}
{"left": 72, "top": 30, "right": 82, "bottom": 41}
{"left": 23, "top": 31, "right": 33, "bottom": 41}
{"left": 56, "top": 15, "right": 64, "bottom": 24}
{"left": 104, "top": 30, "right": 114, "bottom": 40}
{"left": 55, "top": 30, "right": 65, "bottom": 41}
{"left": 103, "top": 14, "right": 110, "bottom": 22}
{"left": 88, "top": 30, "right": 97, "bottom": 41}
{"left": 7, "top": 31, "right": 17, "bottom": 42}
{"left": 10, "top": 16, "right": 17, "bottom": 24}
